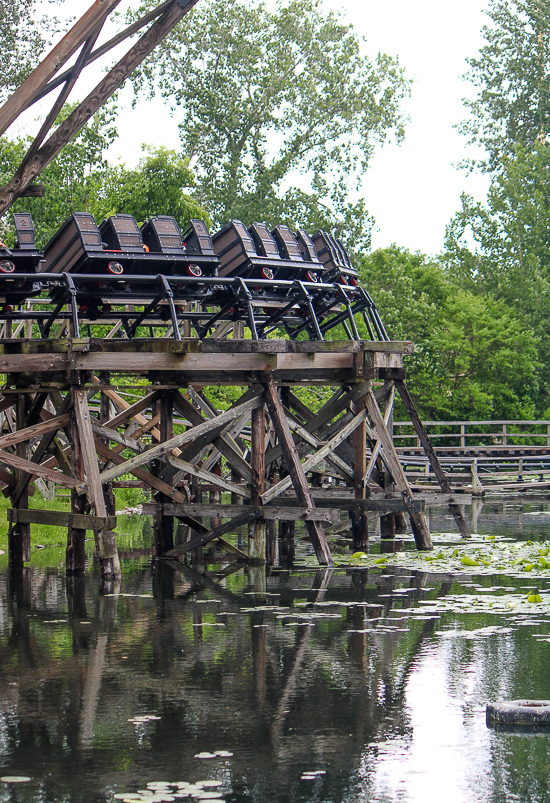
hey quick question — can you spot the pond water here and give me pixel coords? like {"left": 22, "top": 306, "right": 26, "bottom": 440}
{"left": 2, "top": 498, "right": 550, "bottom": 803}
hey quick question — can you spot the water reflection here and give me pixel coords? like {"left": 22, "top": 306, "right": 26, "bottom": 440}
{"left": 2, "top": 504, "right": 550, "bottom": 801}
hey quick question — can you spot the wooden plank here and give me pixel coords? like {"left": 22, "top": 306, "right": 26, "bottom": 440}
{"left": 74, "top": 388, "right": 121, "bottom": 577}
{"left": 161, "top": 508, "right": 262, "bottom": 558}
{"left": 264, "top": 377, "right": 333, "bottom": 567}
{"left": 365, "top": 389, "right": 433, "bottom": 550}
{"left": 394, "top": 379, "right": 471, "bottom": 539}
{"left": 363, "top": 386, "right": 395, "bottom": 483}
{"left": 262, "top": 408, "right": 368, "bottom": 504}
{"left": 173, "top": 390, "right": 252, "bottom": 482}
{"left": 74, "top": 390, "right": 108, "bottom": 517}
{"left": 94, "top": 438, "right": 187, "bottom": 504}
{"left": 285, "top": 411, "right": 353, "bottom": 483}
{"left": 0, "top": 395, "right": 17, "bottom": 414}
{"left": 215, "top": 537, "right": 248, "bottom": 561}
{"left": 249, "top": 404, "right": 266, "bottom": 561}
{"left": 99, "top": 392, "right": 263, "bottom": 485}
{"left": 91, "top": 419, "right": 146, "bottom": 453}
{"left": 0, "top": 355, "right": 68, "bottom": 372}
{"left": 150, "top": 503, "right": 338, "bottom": 522}
{"left": 0, "top": 447, "right": 80, "bottom": 488}
{"left": 68, "top": 403, "right": 86, "bottom": 573}
{"left": 353, "top": 395, "right": 368, "bottom": 550}
{"left": 0, "top": 413, "right": 70, "bottom": 450}
{"left": 102, "top": 389, "right": 162, "bottom": 429}
{"left": 0, "top": 0, "right": 123, "bottom": 137}
{"left": 7, "top": 508, "right": 116, "bottom": 530}
{"left": 267, "top": 381, "right": 371, "bottom": 466}
{"left": 164, "top": 453, "right": 250, "bottom": 498}
{"left": 90, "top": 375, "right": 177, "bottom": 455}
{"left": 0, "top": 468, "right": 15, "bottom": 488}
{"left": 0, "top": 0, "right": 200, "bottom": 215}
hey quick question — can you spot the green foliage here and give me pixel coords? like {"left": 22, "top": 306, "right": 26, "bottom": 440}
{"left": 0, "top": 106, "right": 208, "bottom": 247}
{"left": 360, "top": 247, "right": 539, "bottom": 419}
{"left": 88, "top": 146, "right": 210, "bottom": 229}
{"left": 131, "top": 0, "right": 410, "bottom": 245}
{"left": 0, "top": 0, "right": 59, "bottom": 102}
{"left": 445, "top": 144, "right": 550, "bottom": 411}
{"left": 459, "top": 0, "right": 550, "bottom": 174}
{"left": 0, "top": 105, "right": 117, "bottom": 247}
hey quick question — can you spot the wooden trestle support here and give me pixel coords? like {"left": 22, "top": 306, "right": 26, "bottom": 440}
{"left": 0, "top": 338, "right": 470, "bottom": 578}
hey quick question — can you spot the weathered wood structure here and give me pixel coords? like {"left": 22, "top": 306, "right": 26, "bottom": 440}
{"left": 396, "top": 418, "right": 550, "bottom": 494}
{"left": 0, "top": 336, "right": 471, "bottom": 578}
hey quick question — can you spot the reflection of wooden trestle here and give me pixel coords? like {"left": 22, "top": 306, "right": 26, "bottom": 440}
{"left": 0, "top": 338, "right": 470, "bottom": 578}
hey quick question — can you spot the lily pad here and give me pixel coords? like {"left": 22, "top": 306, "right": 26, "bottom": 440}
{"left": 1, "top": 776, "right": 31, "bottom": 783}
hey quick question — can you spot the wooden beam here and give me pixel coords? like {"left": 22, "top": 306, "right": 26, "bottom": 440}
{"left": 91, "top": 376, "right": 172, "bottom": 452}
{"left": 363, "top": 386, "right": 395, "bottom": 483}
{"left": 353, "top": 395, "right": 368, "bottom": 550}
{"left": 267, "top": 380, "right": 371, "bottom": 466}
{"left": 74, "top": 388, "right": 121, "bottom": 578}
{"left": 0, "top": 413, "right": 70, "bottom": 450}
{"left": 364, "top": 390, "right": 433, "bottom": 550}
{"left": 94, "top": 438, "right": 187, "bottom": 503}
{"left": 394, "top": 379, "right": 471, "bottom": 539}
{"left": 98, "top": 393, "right": 263, "bottom": 485}
{"left": 0, "top": 447, "right": 80, "bottom": 488}
{"left": 284, "top": 411, "right": 354, "bottom": 483}
{"left": 161, "top": 508, "right": 261, "bottom": 558}
{"left": 0, "top": 0, "right": 200, "bottom": 214}
{"left": 7, "top": 508, "right": 116, "bottom": 531}
{"left": 0, "top": 0, "right": 122, "bottom": 137}
{"left": 90, "top": 419, "right": 146, "bottom": 453}
{"left": 262, "top": 408, "right": 368, "bottom": 504}
{"left": 150, "top": 503, "right": 338, "bottom": 522}
{"left": 249, "top": 404, "right": 266, "bottom": 562}
{"left": 264, "top": 377, "right": 333, "bottom": 567}
{"left": 101, "top": 389, "right": 162, "bottom": 430}
{"left": 164, "top": 454, "right": 250, "bottom": 498}
{"left": 173, "top": 390, "right": 252, "bottom": 482}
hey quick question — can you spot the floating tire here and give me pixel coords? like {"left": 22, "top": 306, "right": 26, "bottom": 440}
{"left": 486, "top": 700, "right": 550, "bottom": 726}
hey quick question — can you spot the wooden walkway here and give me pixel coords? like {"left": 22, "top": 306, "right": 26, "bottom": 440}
{"left": 394, "top": 419, "right": 550, "bottom": 494}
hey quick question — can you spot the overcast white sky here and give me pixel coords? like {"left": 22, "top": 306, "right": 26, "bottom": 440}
{"left": 15, "top": 0, "right": 493, "bottom": 255}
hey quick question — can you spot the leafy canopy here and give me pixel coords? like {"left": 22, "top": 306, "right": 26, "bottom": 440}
{"left": 359, "top": 247, "right": 539, "bottom": 420}
{"left": 0, "top": 0, "right": 59, "bottom": 103}
{"left": 0, "top": 107, "right": 208, "bottom": 247}
{"left": 131, "top": 0, "right": 410, "bottom": 246}
{"left": 459, "top": 0, "right": 550, "bottom": 174}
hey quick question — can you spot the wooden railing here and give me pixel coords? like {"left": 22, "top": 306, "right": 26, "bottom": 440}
{"left": 393, "top": 420, "right": 550, "bottom": 449}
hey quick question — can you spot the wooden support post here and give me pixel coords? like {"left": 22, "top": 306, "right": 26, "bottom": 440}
{"left": 155, "top": 389, "right": 175, "bottom": 555}
{"left": 99, "top": 371, "right": 115, "bottom": 516}
{"left": 380, "top": 388, "right": 397, "bottom": 544}
{"left": 264, "top": 378, "right": 333, "bottom": 567}
{"left": 9, "top": 389, "right": 30, "bottom": 567}
{"left": 394, "top": 379, "right": 471, "bottom": 539}
{"left": 211, "top": 460, "right": 222, "bottom": 528}
{"left": 67, "top": 394, "right": 86, "bottom": 573}
{"left": 249, "top": 404, "right": 266, "bottom": 563}
{"left": 277, "top": 387, "right": 295, "bottom": 562}
{"left": 73, "top": 388, "right": 121, "bottom": 578}
{"left": 352, "top": 394, "right": 368, "bottom": 551}
{"left": 364, "top": 390, "right": 432, "bottom": 551}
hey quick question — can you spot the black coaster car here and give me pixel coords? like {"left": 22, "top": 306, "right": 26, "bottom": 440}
{"left": 0, "top": 213, "right": 43, "bottom": 308}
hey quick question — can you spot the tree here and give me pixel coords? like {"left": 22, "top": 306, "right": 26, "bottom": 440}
{"left": 0, "top": 105, "right": 117, "bottom": 247}
{"left": 88, "top": 146, "right": 209, "bottom": 228}
{"left": 359, "top": 247, "right": 539, "bottom": 420}
{"left": 131, "top": 0, "right": 410, "bottom": 246}
{"left": 459, "top": 0, "right": 550, "bottom": 174}
{"left": 0, "top": 0, "right": 58, "bottom": 102}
